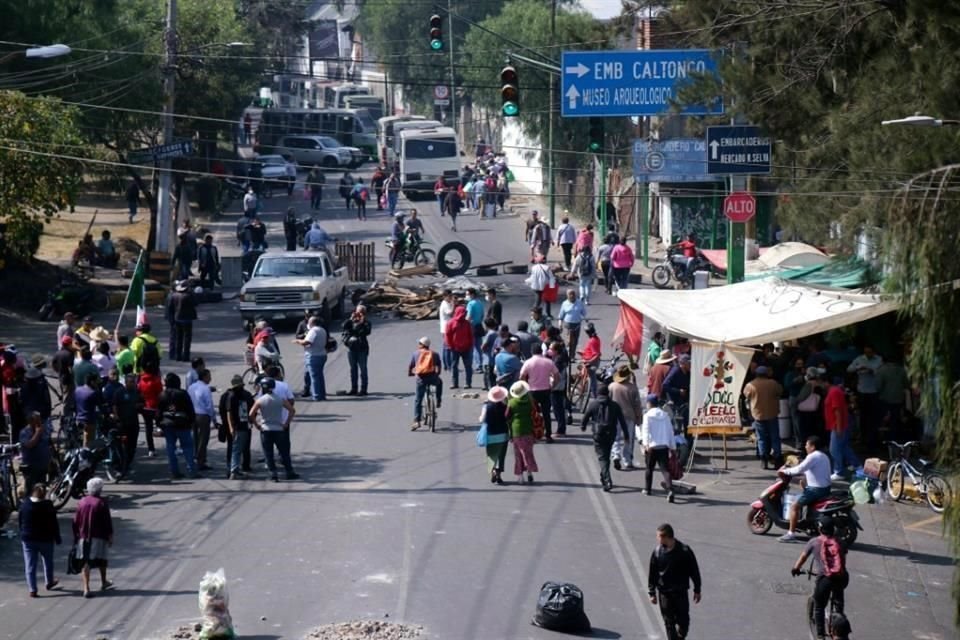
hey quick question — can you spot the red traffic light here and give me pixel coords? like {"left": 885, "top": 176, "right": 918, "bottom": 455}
{"left": 500, "top": 66, "right": 518, "bottom": 86}
{"left": 430, "top": 15, "right": 443, "bottom": 29}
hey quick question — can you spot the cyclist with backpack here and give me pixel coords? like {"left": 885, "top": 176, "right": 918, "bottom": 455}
{"left": 568, "top": 246, "right": 597, "bottom": 305}
{"left": 408, "top": 337, "right": 442, "bottom": 431}
{"left": 792, "top": 517, "right": 849, "bottom": 640}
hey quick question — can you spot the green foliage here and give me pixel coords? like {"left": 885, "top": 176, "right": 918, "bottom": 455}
{"left": 0, "top": 91, "right": 84, "bottom": 258}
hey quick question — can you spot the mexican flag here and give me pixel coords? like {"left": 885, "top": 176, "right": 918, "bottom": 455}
{"left": 125, "top": 251, "right": 147, "bottom": 326}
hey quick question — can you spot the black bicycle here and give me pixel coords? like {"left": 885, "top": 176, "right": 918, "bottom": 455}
{"left": 793, "top": 565, "right": 845, "bottom": 640}
{"left": 0, "top": 443, "right": 20, "bottom": 528}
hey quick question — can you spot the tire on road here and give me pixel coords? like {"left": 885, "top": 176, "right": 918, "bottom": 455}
{"left": 504, "top": 264, "right": 528, "bottom": 275}
{"left": 436, "top": 241, "right": 471, "bottom": 277}
{"left": 475, "top": 266, "right": 498, "bottom": 277}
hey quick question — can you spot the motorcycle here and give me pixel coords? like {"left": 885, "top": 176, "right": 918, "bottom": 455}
{"left": 49, "top": 429, "right": 125, "bottom": 510}
{"left": 747, "top": 471, "right": 862, "bottom": 547}
{"left": 386, "top": 235, "right": 435, "bottom": 269}
{"left": 651, "top": 246, "right": 712, "bottom": 290}
{"left": 39, "top": 279, "right": 110, "bottom": 321}
{"left": 219, "top": 177, "right": 249, "bottom": 210}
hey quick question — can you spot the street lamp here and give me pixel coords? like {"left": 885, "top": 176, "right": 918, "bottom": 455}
{"left": 0, "top": 43, "right": 71, "bottom": 65}
{"left": 882, "top": 114, "right": 960, "bottom": 127}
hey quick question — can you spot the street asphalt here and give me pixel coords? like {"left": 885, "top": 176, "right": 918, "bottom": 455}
{"left": 0, "top": 166, "right": 954, "bottom": 640}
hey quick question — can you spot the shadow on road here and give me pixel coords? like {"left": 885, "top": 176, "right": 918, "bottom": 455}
{"left": 852, "top": 542, "right": 955, "bottom": 567}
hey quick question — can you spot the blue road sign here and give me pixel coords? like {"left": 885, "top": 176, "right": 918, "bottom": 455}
{"left": 632, "top": 138, "right": 722, "bottom": 183}
{"left": 706, "top": 125, "right": 772, "bottom": 174}
{"left": 560, "top": 49, "right": 724, "bottom": 118}
{"left": 129, "top": 140, "right": 194, "bottom": 165}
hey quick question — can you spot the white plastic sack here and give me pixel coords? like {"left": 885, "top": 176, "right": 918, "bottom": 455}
{"left": 198, "top": 568, "right": 235, "bottom": 640}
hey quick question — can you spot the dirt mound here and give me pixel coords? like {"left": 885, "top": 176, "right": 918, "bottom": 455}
{"left": 168, "top": 620, "right": 424, "bottom": 640}
{"left": 0, "top": 258, "right": 69, "bottom": 311}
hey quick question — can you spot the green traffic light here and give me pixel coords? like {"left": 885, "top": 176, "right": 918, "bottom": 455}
{"left": 502, "top": 102, "right": 519, "bottom": 117}
{"left": 431, "top": 39, "right": 443, "bottom": 51}
{"left": 589, "top": 141, "right": 601, "bottom": 152}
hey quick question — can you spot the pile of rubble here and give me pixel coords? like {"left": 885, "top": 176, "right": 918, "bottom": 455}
{"left": 305, "top": 620, "right": 424, "bottom": 640}
{"left": 353, "top": 276, "right": 510, "bottom": 321}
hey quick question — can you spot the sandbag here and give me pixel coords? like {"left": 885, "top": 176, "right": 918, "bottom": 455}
{"left": 532, "top": 581, "right": 591, "bottom": 632}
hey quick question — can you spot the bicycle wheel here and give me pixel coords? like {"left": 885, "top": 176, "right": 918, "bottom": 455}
{"left": 427, "top": 391, "right": 436, "bottom": 433}
{"left": 415, "top": 248, "right": 436, "bottom": 266}
{"left": 924, "top": 471, "right": 952, "bottom": 513}
{"left": 103, "top": 441, "right": 125, "bottom": 483}
{"left": 50, "top": 475, "right": 72, "bottom": 510}
{"left": 886, "top": 462, "right": 905, "bottom": 501}
{"left": 568, "top": 373, "right": 587, "bottom": 411}
{"left": 242, "top": 367, "right": 259, "bottom": 387}
{"left": 806, "top": 596, "right": 818, "bottom": 640}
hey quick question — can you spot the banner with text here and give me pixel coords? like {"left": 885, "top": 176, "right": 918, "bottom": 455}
{"left": 689, "top": 341, "right": 753, "bottom": 434}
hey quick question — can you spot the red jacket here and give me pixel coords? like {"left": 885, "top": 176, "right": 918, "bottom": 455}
{"left": 138, "top": 372, "right": 164, "bottom": 410}
{"left": 445, "top": 306, "right": 474, "bottom": 353}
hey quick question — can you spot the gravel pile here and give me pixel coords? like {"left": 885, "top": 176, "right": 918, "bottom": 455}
{"left": 305, "top": 620, "right": 424, "bottom": 640}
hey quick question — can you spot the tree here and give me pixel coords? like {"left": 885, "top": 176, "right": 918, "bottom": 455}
{"left": 0, "top": 91, "right": 84, "bottom": 259}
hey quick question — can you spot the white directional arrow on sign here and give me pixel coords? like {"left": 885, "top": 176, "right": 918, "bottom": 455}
{"left": 565, "top": 84, "right": 580, "bottom": 109}
{"left": 564, "top": 62, "right": 589, "bottom": 78}
{"left": 709, "top": 139, "right": 720, "bottom": 160}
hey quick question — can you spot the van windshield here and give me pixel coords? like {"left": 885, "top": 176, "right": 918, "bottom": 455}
{"left": 404, "top": 137, "right": 457, "bottom": 159}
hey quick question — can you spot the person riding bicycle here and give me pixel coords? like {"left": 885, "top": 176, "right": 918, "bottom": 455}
{"left": 251, "top": 323, "right": 281, "bottom": 373}
{"left": 408, "top": 337, "right": 443, "bottom": 431}
{"left": 791, "top": 516, "right": 849, "bottom": 640}
{"left": 389, "top": 212, "right": 406, "bottom": 264}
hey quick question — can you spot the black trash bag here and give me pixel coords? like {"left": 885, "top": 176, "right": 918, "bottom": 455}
{"left": 532, "top": 581, "right": 591, "bottom": 633}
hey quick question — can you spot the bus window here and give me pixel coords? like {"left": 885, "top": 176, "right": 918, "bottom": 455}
{"left": 404, "top": 138, "right": 457, "bottom": 159}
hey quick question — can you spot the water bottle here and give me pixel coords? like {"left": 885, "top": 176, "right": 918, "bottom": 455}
{"left": 873, "top": 485, "right": 885, "bottom": 505}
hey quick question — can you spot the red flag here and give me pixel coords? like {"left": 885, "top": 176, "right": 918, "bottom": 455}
{"left": 613, "top": 302, "right": 644, "bottom": 357}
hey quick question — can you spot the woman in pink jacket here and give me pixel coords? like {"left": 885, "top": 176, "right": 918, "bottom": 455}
{"left": 609, "top": 238, "right": 635, "bottom": 291}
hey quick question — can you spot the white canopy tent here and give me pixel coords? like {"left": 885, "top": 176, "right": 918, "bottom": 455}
{"left": 616, "top": 278, "right": 898, "bottom": 346}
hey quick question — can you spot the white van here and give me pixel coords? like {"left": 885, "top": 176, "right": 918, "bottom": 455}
{"left": 377, "top": 115, "right": 426, "bottom": 166}
{"left": 390, "top": 119, "right": 442, "bottom": 167}
{"left": 398, "top": 126, "right": 461, "bottom": 200}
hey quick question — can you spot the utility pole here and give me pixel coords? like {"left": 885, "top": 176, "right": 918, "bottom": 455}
{"left": 447, "top": 0, "right": 457, "bottom": 137}
{"left": 156, "top": 0, "right": 178, "bottom": 255}
{"left": 547, "top": 0, "right": 556, "bottom": 227}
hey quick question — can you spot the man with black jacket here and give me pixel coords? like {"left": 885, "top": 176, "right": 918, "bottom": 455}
{"left": 157, "top": 373, "right": 198, "bottom": 480}
{"left": 165, "top": 281, "right": 197, "bottom": 362}
{"left": 580, "top": 384, "right": 630, "bottom": 492}
{"left": 648, "top": 523, "right": 702, "bottom": 640}
{"left": 342, "top": 305, "right": 372, "bottom": 396}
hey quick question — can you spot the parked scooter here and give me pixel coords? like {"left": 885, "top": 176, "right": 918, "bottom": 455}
{"left": 38, "top": 280, "right": 110, "bottom": 320}
{"left": 747, "top": 470, "right": 862, "bottom": 547}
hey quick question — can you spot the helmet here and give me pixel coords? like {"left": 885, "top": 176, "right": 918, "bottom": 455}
{"left": 259, "top": 376, "right": 276, "bottom": 392}
{"left": 817, "top": 516, "right": 835, "bottom": 536}
{"left": 394, "top": 212, "right": 404, "bottom": 219}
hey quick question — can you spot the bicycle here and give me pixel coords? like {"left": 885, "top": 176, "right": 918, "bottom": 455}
{"left": 242, "top": 354, "right": 285, "bottom": 388}
{"left": 423, "top": 384, "right": 438, "bottom": 433}
{"left": 885, "top": 440, "right": 952, "bottom": 513}
{"left": 792, "top": 564, "right": 846, "bottom": 640}
{"left": 0, "top": 443, "right": 20, "bottom": 528}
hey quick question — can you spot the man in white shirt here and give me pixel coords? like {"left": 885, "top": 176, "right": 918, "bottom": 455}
{"left": 555, "top": 215, "right": 578, "bottom": 270}
{"left": 779, "top": 435, "right": 832, "bottom": 542}
{"left": 264, "top": 365, "right": 296, "bottom": 425}
{"left": 437, "top": 289, "right": 455, "bottom": 371}
{"left": 847, "top": 344, "right": 883, "bottom": 448}
{"left": 639, "top": 394, "right": 677, "bottom": 502}
{"left": 188, "top": 369, "right": 216, "bottom": 471}
{"left": 293, "top": 316, "right": 328, "bottom": 401}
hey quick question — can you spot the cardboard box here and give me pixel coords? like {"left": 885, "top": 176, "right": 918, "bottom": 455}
{"left": 864, "top": 457, "right": 888, "bottom": 480}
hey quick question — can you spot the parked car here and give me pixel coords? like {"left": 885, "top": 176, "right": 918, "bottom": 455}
{"left": 238, "top": 250, "right": 349, "bottom": 327}
{"left": 256, "top": 154, "right": 297, "bottom": 195}
{"left": 275, "top": 135, "right": 353, "bottom": 169}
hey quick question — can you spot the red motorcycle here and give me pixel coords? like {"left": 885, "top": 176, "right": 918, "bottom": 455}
{"left": 747, "top": 471, "right": 862, "bottom": 547}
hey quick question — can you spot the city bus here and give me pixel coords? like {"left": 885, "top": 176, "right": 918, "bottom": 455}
{"left": 398, "top": 126, "right": 461, "bottom": 199}
{"left": 324, "top": 84, "right": 370, "bottom": 109}
{"left": 377, "top": 115, "right": 426, "bottom": 166}
{"left": 256, "top": 108, "right": 378, "bottom": 160}
{"left": 389, "top": 119, "right": 442, "bottom": 167}
{"left": 344, "top": 95, "right": 385, "bottom": 121}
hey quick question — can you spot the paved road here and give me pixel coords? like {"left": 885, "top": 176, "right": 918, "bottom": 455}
{"left": 0, "top": 174, "right": 954, "bottom": 640}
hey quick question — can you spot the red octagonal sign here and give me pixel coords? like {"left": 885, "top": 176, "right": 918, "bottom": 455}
{"left": 724, "top": 191, "right": 756, "bottom": 223}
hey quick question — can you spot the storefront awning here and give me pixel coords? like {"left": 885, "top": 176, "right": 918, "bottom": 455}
{"left": 616, "top": 278, "right": 898, "bottom": 345}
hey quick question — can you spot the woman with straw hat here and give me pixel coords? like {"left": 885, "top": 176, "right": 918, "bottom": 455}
{"left": 507, "top": 380, "right": 539, "bottom": 483}
{"left": 479, "top": 386, "right": 510, "bottom": 485}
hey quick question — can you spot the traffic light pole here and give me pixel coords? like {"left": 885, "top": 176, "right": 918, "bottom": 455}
{"left": 599, "top": 155, "right": 607, "bottom": 235}
{"left": 547, "top": 0, "right": 556, "bottom": 228}
{"left": 447, "top": 0, "right": 456, "bottom": 135}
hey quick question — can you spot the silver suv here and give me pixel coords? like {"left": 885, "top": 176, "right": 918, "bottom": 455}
{"left": 275, "top": 135, "right": 352, "bottom": 168}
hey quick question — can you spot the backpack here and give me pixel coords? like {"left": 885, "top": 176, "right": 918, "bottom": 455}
{"left": 359, "top": 187, "right": 369, "bottom": 201}
{"left": 414, "top": 350, "right": 437, "bottom": 376}
{"left": 819, "top": 535, "right": 845, "bottom": 577}
{"left": 136, "top": 336, "right": 160, "bottom": 374}
{"left": 578, "top": 253, "right": 595, "bottom": 277}
{"left": 532, "top": 582, "right": 591, "bottom": 632}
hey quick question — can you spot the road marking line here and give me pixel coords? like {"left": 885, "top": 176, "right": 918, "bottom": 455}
{"left": 395, "top": 491, "right": 414, "bottom": 621}
{"left": 903, "top": 514, "right": 943, "bottom": 531}
{"left": 570, "top": 444, "right": 660, "bottom": 638}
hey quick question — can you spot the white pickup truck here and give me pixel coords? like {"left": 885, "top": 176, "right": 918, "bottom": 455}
{"left": 238, "top": 250, "right": 348, "bottom": 327}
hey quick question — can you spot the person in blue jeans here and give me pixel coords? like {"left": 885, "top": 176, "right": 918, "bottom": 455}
{"left": 342, "top": 306, "right": 372, "bottom": 396}
{"left": 18, "top": 483, "right": 61, "bottom": 597}
{"left": 825, "top": 378, "right": 859, "bottom": 480}
{"left": 465, "top": 287, "right": 485, "bottom": 369}
{"left": 249, "top": 377, "right": 299, "bottom": 482}
{"left": 294, "top": 316, "right": 328, "bottom": 401}
{"left": 157, "top": 373, "right": 197, "bottom": 479}
{"left": 408, "top": 337, "right": 443, "bottom": 430}
{"left": 743, "top": 366, "right": 784, "bottom": 469}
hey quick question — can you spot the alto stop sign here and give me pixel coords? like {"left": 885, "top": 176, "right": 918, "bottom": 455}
{"left": 723, "top": 191, "right": 756, "bottom": 223}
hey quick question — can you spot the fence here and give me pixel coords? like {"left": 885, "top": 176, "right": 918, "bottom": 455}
{"left": 335, "top": 241, "right": 376, "bottom": 282}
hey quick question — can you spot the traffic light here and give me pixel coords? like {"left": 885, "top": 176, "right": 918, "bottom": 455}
{"left": 500, "top": 66, "right": 519, "bottom": 117}
{"left": 429, "top": 15, "right": 443, "bottom": 51}
{"left": 588, "top": 117, "right": 604, "bottom": 152}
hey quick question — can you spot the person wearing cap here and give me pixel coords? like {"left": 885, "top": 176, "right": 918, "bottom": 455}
{"left": 507, "top": 380, "right": 539, "bottom": 483}
{"left": 20, "top": 361, "right": 52, "bottom": 433}
{"left": 743, "top": 365, "right": 784, "bottom": 469}
{"left": 640, "top": 393, "right": 677, "bottom": 500}
{"left": 249, "top": 377, "right": 299, "bottom": 482}
{"left": 74, "top": 316, "right": 95, "bottom": 349}
{"left": 342, "top": 305, "right": 372, "bottom": 396}
{"left": 293, "top": 316, "right": 328, "bottom": 401}
{"left": 113, "top": 374, "right": 143, "bottom": 475}
{"left": 166, "top": 279, "right": 198, "bottom": 362}
{"left": 220, "top": 375, "right": 254, "bottom": 479}
{"left": 19, "top": 412, "right": 52, "bottom": 495}
{"left": 437, "top": 290, "right": 456, "bottom": 372}
{"left": 408, "top": 337, "right": 443, "bottom": 430}
{"left": 519, "top": 347, "right": 560, "bottom": 443}
{"left": 253, "top": 326, "right": 281, "bottom": 374}
{"left": 578, "top": 323, "right": 603, "bottom": 398}
{"left": 479, "top": 386, "right": 510, "bottom": 484}
{"left": 56, "top": 313, "right": 77, "bottom": 351}
{"left": 494, "top": 336, "right": 522, "bottom": 389}
{"left": 609, "top": 364, "right": 643, "bottom": 470}
{"left": 581, "top": 384, "right": 631, "bottom": 491}
{"left": 157, "top": 373, "right": 198, "bottom": 479}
